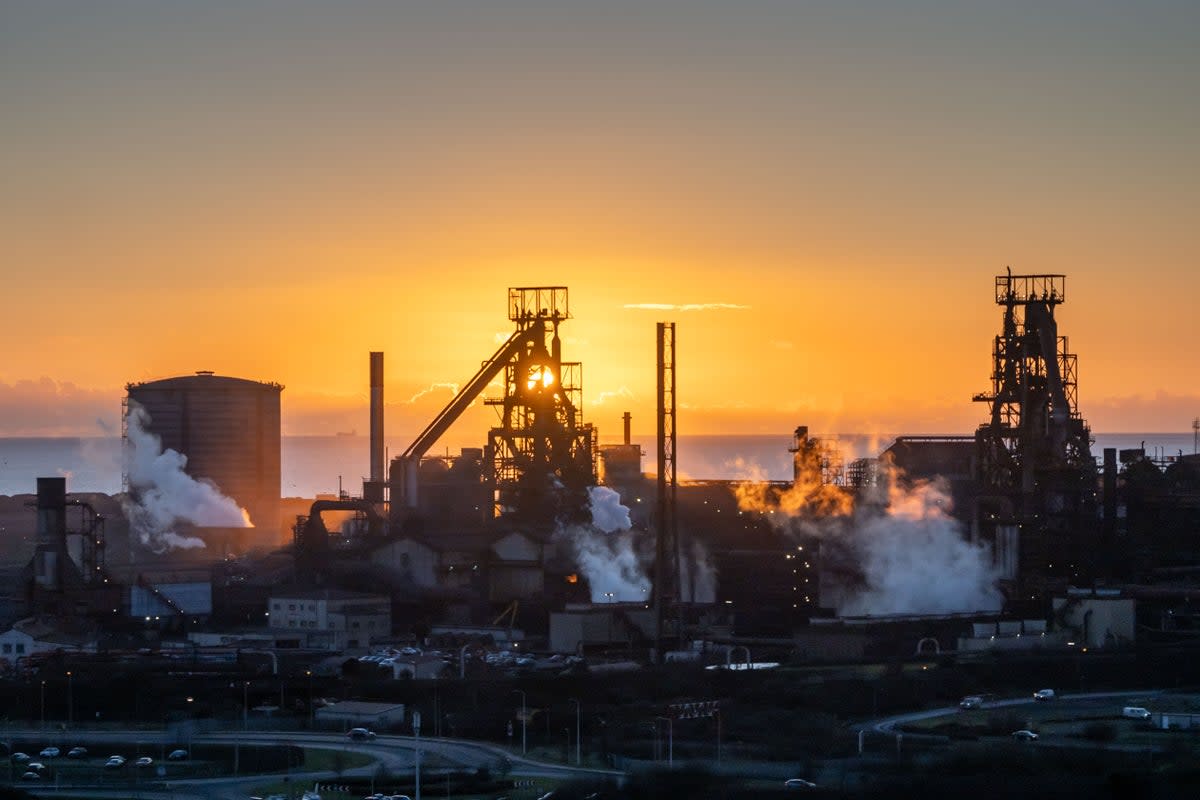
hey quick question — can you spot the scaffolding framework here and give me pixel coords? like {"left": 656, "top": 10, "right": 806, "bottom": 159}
{"left": 655, "top": 322, "right": 679, "bottom": 656}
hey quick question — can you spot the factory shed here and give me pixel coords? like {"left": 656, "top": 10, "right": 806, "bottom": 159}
{"left": 315, "top": 700, "right": 406, "bottom": 731}
{"left": 489, "top": 531, "right": 545, "bottom": 602}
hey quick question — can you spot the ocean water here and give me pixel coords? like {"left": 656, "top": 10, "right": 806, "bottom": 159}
{"left": 0, "top": 432, "right": 1195, "bottom": 499}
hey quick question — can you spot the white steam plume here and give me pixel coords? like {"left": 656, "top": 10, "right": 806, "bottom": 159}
{"left": 555, "top": 487, "right": 650, "bottom": 602}
{"left": 838, "top": 480, "right": 1002, "bottom": 615}
{"left": 737, "top": 451, "right": 1002, "bottom": 616}
{"left": 123, "top": 403, "right": 252, "bottom": 552}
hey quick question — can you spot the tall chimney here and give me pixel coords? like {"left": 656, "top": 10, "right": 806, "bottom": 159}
{"left": 370, "top": 352, "right": 384, "bottom": 484}
{"left": 34, "top": 477, "right": 67, "bottom": 591}
{"left": 623, "top": 411, "right": 632, "bottom": 446}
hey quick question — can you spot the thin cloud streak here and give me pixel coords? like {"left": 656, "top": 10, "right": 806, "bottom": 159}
{"left": 623, "top": 303, "right": 750, "bottom": 312}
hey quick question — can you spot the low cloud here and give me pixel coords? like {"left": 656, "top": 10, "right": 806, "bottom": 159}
{"left": 623, "top": 303, "right": 750, "bottom": 312}
{"left": 0, "top": 377, "right": 120, "bottom": 436}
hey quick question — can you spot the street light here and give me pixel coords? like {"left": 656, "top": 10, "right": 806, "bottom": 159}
{"left": 306, "top": 671, "right": 314, "bottom": 728}
{"left": 510, "top": 689, "right": 527, "bottom": 755}
{"left": 569, "top": 698, "right": 581, "bottom": 765}
{"left": 242, "top": 681, "right": 249, "bottom": 731}
{"left": 654, "top": 716, "right": 673, "bottom": 767}
{"left": 40, "top": 680, "right": 45, "bottom": 730}
{"left": 413, "top": 710, "right": 422, "bottom": 800}
{"left": 67, "top": 671, "right": 73, "bottom": 728}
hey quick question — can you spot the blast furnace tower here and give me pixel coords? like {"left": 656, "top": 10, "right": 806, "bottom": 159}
{"left": 972, "top": 272, "right": 1096, "bottom": 609}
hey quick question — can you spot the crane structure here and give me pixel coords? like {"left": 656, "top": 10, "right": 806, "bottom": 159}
{"left": 972, "top": 271, "right": 1097, "bottom": 608}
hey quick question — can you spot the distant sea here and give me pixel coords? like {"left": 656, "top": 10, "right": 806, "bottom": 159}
{"left": 0, "top": 433, "right": 1196, "bottom": 499}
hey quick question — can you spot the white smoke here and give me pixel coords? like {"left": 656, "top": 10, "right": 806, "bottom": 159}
{"left": 738, "top": 455, "right": 1002, "bottom": 616}
{"left": 838, "top": 481, "right": 1003, "bottom": 616}
{"left": 560, "top": 487, "right": 719, "bottom": 604}
{"left": 679, "top": 538, "right": 718, "bottom": 604}
{"left": 588, "top": 486, "right": 632, "bottom": 533}
{"left": 122, "top": 402, "right": 252, "bottom": 552}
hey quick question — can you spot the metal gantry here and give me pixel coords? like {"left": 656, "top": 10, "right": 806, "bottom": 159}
{"left": 972, "top": 270, "right": 1097, "bottom": 607}
{"left": 655, "top": 321, "right": 679, "bottom": 657}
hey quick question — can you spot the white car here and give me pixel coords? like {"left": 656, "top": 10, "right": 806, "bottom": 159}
{"left": 1012, "top": 729, "right": 1039, "bottom": 741}
{"left": 1033, "top": 689, "right": 1056, "bottom": 701}
{"left": 39, "top": 747, "right": 60, "bottom": 758}
{"left": 135, "top": 756, "right": 154, "bottom": 767}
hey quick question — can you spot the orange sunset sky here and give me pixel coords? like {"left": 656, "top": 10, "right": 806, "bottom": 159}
{"left": 2, "top": 2, "right": 1197, "bottom": 444}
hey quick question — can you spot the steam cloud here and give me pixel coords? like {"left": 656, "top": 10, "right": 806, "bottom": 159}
{"left": 557, "top": 486, "right": 718, "bottom": 604}
{"left": 123, "top": 403, "right": 252, "bottom": 552}
{"left": 737, "top": 444, "right": 1002, "bottom": 616}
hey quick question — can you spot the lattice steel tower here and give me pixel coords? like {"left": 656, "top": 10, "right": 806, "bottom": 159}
{"left": 973, "top": 271, "right": 1097, "bottom": 607}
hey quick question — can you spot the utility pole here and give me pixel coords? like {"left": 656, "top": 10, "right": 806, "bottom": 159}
{"left": 570, "top": 699, "right": 581, "bottom": 765}
{"left": 511, "top": 690, "right": 527, "bottom": 755}
{"left": 1193, "top": 417, "right": 1199, "bottom": 454}
{"left": 413, "top": 710, "right": 422, "bottom": 800}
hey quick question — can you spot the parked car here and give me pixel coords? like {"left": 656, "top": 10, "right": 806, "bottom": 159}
{"left": 104, "top": 755, "right": 126, "bottom": 769}
{"left": 1033, "top": 689, "right": 1056, "bottom": 701}
{"left": 168, "top": 749, "right": 189, "bottom": 760}
{"left": 347, "top": 727, "right": 376, "bottom": 741}
{"left": 67, "top": 746, "right": 88, "bottom": 759}
{"left": 135, "top": 756, "right": 154, "bottom": 767}
{"left": 785, "top": 778, "right": 818, "bottom": 789}
{"left": 38, "top": 747, "right": 60, "bottom": 758}
{"left": 10, "top": 752, "right": 30, "bottom": 763}
{"left": 20, "top": 771, "right": 40, "bottom": 781}
{"left": 959, "top": 695, "right": 984, "bottom": 710}
{"left": 25, "top": 762, "right": 47, "bottom": 774}
{"left": 1012, "top": 729, "right": 1039, "bottom": 741}
{"left": 1123, "top": 706, "right": 1152, "bottom": 720}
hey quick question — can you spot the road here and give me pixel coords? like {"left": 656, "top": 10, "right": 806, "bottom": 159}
{"left": 2, "top": 727, "right": 623, "bottom": 800}
{"left": 859, "top": 689, "right": 1166, "bottom": 734}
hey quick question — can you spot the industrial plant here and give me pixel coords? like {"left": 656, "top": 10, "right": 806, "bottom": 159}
{"left": 1, "top": 276, "right": 1199, "bottom": 679}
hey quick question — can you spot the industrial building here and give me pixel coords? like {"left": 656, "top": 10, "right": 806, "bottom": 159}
{"left": 3, "top": 275, "right": 1199, "bottom": 675}
{"left": 125, "top": 371, "right": 283, "bottom": 541}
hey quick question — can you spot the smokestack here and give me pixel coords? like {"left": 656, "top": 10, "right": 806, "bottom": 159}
{"left": 623, "top": 411, "right": 631, "bottom": 446}
{"left": 34, "top": 477, "right": 67, "bottom": 590}
{"left": 369, "top": 352, "right": 384, "bottom": 484}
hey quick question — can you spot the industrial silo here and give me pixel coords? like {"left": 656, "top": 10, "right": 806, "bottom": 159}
{"left": 124, "top": 372, "right": 283, "bottom": 543}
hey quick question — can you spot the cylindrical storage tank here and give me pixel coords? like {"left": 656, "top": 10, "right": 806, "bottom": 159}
{"left": 125, "top": 372, "right": 283, "bottom": 542}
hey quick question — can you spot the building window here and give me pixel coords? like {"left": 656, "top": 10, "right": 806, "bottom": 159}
{"left": 272, "top": 601, "right": 281, "bottom": 610}
{"left": 288, "top": 604, "right": 296, "bottom": 611}
{"left": 15, "top": 643, "right": 24, "bottom": 654}
{"left": 289, "top": 620, "right": 297, "bottom": 628}
{"left": 352, "top": 621, "right": 360, "bottom": 629}
{"left": 2, "top": 644, "right": 10, "bottom": 654}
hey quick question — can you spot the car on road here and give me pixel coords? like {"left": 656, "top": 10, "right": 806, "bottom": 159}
{"left": 1123, "top": 706, "right": 1152, "bottom": 720}
{"left": 1012, "top": 729, "right": 1039, "bottom": 741}
{"left": 347, "top": 727, "right": 377, "bottom": 741}
{"left": 1033, "top": 689, "right": 1056, "bottom": 701}
{"left": 104, "top": 755, "right": 126, "bottom": 769}
{"left": 168, "top": 748, "right": 189, "bottom": 760}
{"left": 67, "top": 746, "right": 88, "bottom": 759}
{"left": 135, "top": 756, "right": 154, "bottom": 767}
{"left": 38, "top": 746, "right": 60, "bottom": 758}
{"left": 785, "top": 778, "right": 818, "bottom": 789}
{"left": 959, "top": 695, "right": 984, "bottom": 710}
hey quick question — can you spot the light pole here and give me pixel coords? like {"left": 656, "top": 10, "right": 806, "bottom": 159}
{"left": 569, "top": 698, "right": 581, "bottom": 765}
{"left": 306, "top": 671, "right": 314, "bottom": 728}
{"left": 458, "top": 644, "right": 470, "bottom": 679}
{"left": 654, "top": 716, "right": 673, "bottom": 767}
{"left": 242, "top": 681, "right": 249, "bottom": 731}
{"left": 511, "top": 689, "right": 527, "bottom": 755}
{"left": 413, "top": 710, "right": 422, "bottom": 800}
{"left": 40, "top": 680, "right": 45, "bottom": 730}
{"left": 66, "top": 671, "right": 73, "bottom": 728}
